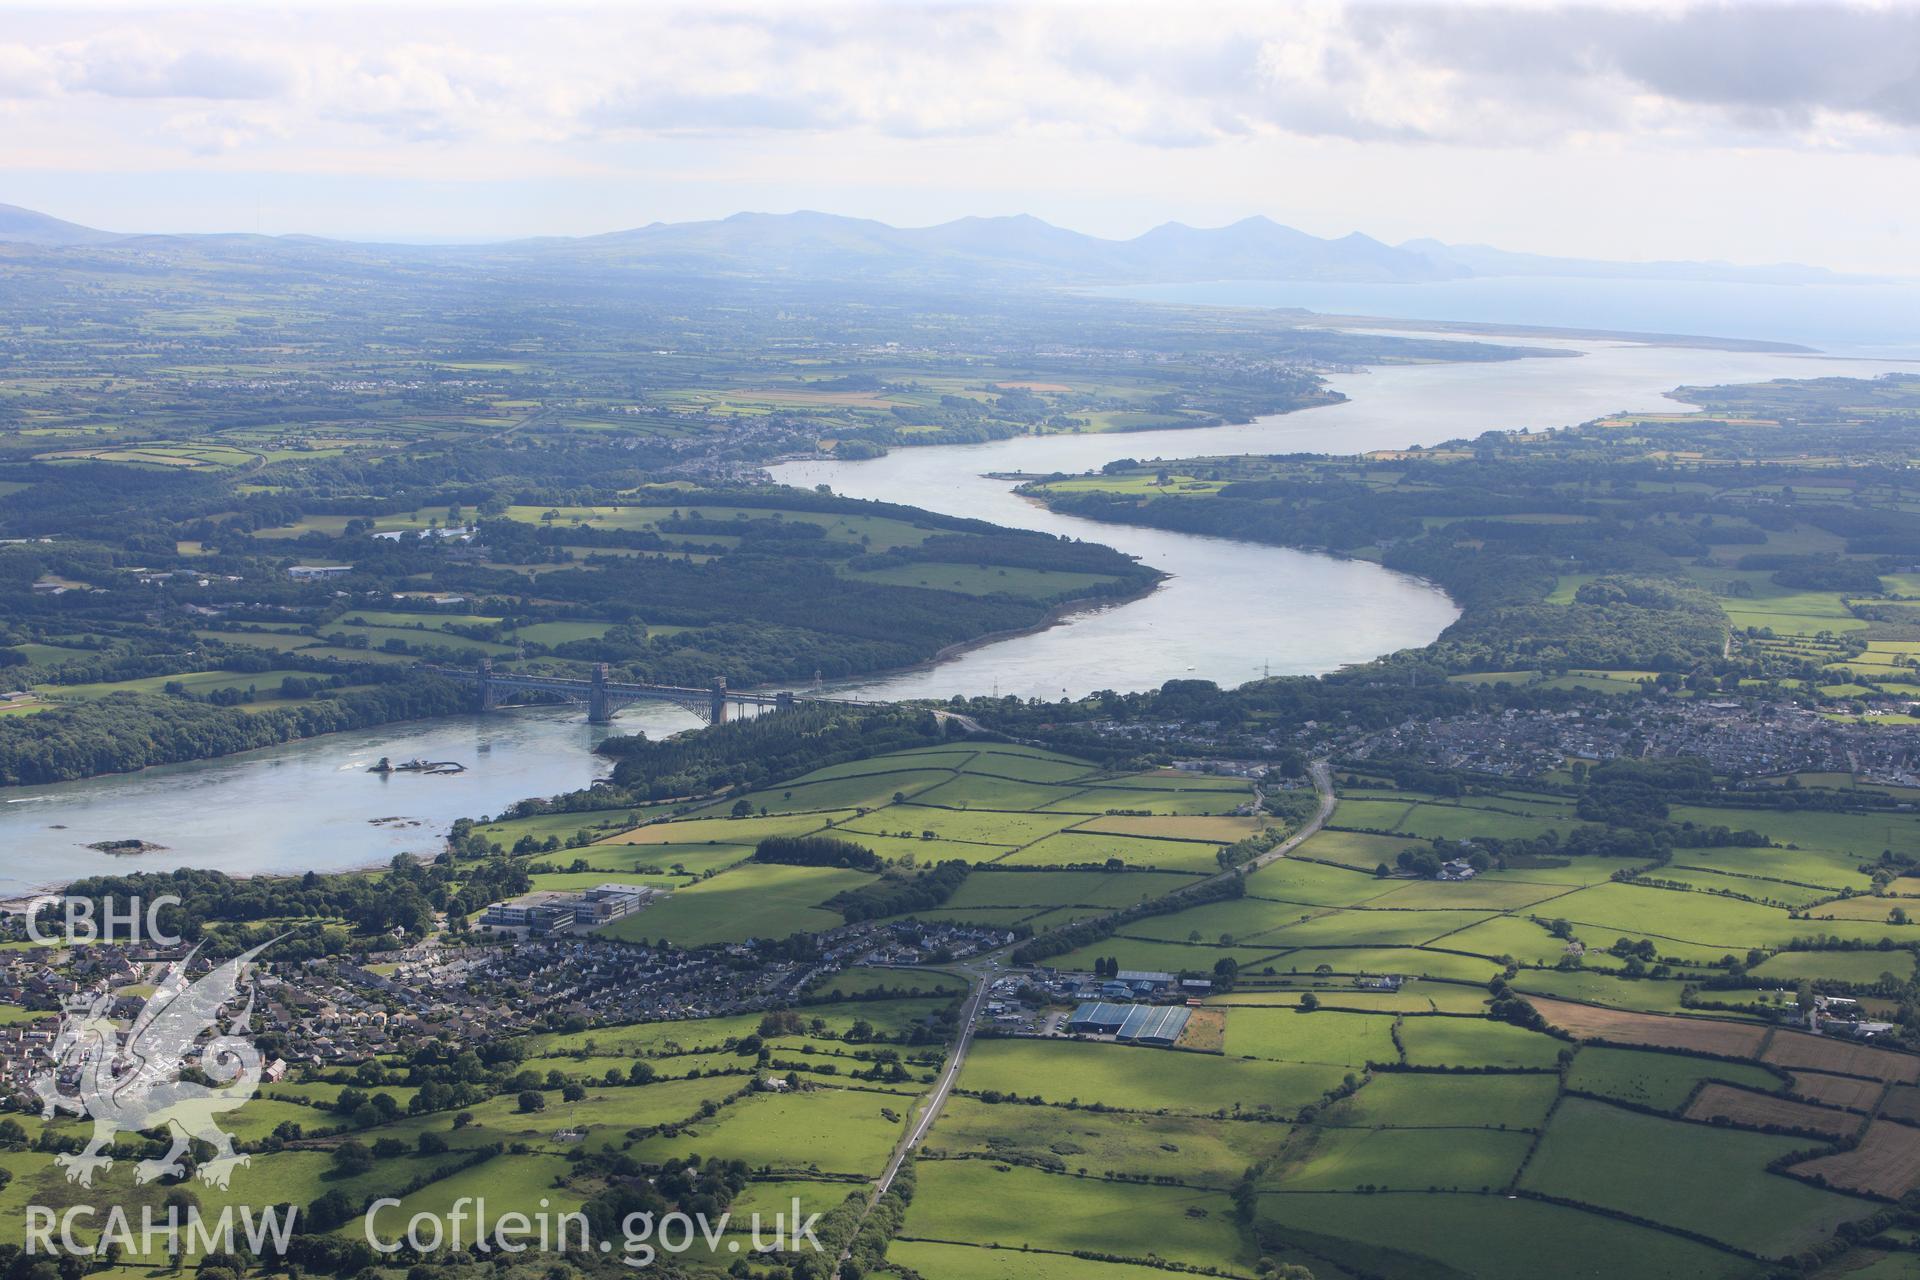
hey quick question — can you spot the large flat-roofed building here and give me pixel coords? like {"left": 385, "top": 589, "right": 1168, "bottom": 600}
{"left": 1067, "top": 1001, "right": 1131, "bottom": 1035}
{"left": 485, "top": 883, "right": 664, "bottom": 933}
{"left": 574, "top": 883, "right": 656, "bottom": 924}
{"left": 1115, "top": 1004, "right": 1191, "bottom": 1045}
{"left": 480, "top": 896, "right": 573, "bottom": 934}
{"left": 1067, "top": 1001, "right": 1191, "bottom": 1044}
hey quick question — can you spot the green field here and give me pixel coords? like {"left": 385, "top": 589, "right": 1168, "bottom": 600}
{"left": 631, "top": 1087, "right": 907, "bottom": 1176}
{"left": 602, "top": 863, "right": 874, "bottom": 945}
{"left": 959, "top": 1037, "right": 1344, "bottom": 1118}
{"left": 924, "top": 1096, "right": 1286, "bottom": 1188}
{"left": 1397, "top": 1016, "right": 1566, "bottom": 1069}
{"left": 813, "top": 965, "right": 965, "bottom": 998}
{"left": 1752, "top": 949, "right": 1918, "bottom": 985}
{"left": 1222, "top": 1008, "right": 1401, "bottom": 1067}
{"left": 1294, "top": 828, "right": 1431, "bottom": 870}
{"left": 1549, "top": 880, "right": 1904, "bottom": 951}
{"left": 1564, "top": 1045, "right": 1785, "bottom": 1112}
{"left": 1257, "top": 1190, "right": 1757, "bottom": 1280}
{"left": 1519, "top": 1097, "right": 1872, "bottom": 1256}
{"left": 904, "top": 1161, "right": 1255, "bottom": 1274}
{"left": 1000, "top": 830, "right": 1227, "bottom": 872}
{"left": 888, "top": 1240, "right": 1206, "bottom": 1280}
{"left": 1266, "top": 1124, "right": 1533, "bottom": 1191}
{"left": 1510, "top": 969, "right": 1722, "bottom": 1015}
{"left": 1260, "top": 946, "right": 1505, "bottom": 983}
{"left": 1326, "top": 1071, "right": 1560, "bottom": 1130}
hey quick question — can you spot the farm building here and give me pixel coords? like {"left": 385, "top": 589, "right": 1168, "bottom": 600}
{"left": 1117, "top": 969, "right": 1175, "bottom": 993}
{"left": 1068, "top": 1001, "right": 1131, "bottom": 1035}
{"left": 1115, "top": 1004, "right": 1191, "bottom": 1045}
{"left": 1066, "top": 1001, "right": 1192, "bottom": 1044}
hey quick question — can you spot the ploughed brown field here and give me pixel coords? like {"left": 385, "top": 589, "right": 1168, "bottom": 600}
{"left": 1763, "top": 1034, "right": 1920, "bottom": 1085}
{"left": 1790, "top": 1120, "right": 1920, "bottom": 1199}
{"left": 1684, "top": 1083, "right": 1861, "bottom": 1139}
{"left": 1790, "top": 1071, "right": 1886, "bottom": 1112}
{"left": 1525, "top": 997, "right": 1770, "bottom": 1057}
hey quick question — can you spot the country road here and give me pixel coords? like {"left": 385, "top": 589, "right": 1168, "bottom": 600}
{"left": 876, "top": 961, "right": 991, "bottom": 1196}
{"left": 1247, "top": 760, "right": 1336, "bottom": 873}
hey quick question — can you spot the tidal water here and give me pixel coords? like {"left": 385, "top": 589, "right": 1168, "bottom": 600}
{"left": 1095, "top": 278, "right": 1920, "bottom": 360}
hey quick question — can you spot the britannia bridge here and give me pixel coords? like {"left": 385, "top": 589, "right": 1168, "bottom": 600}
{"left": 423, "top": 659, "right": 865, "bottom": 725}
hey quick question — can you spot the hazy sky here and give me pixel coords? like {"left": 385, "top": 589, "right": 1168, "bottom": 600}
{"left": 2, "top": 1, "right": 1916, "bottom": 273}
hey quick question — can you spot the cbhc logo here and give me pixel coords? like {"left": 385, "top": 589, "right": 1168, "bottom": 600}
{"left": 24, "top": 895, "right": 182, "bottom": 946}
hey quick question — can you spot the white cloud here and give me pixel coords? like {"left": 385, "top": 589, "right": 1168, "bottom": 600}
{"left": 0, "top": 2, "right": 1912, "bottom": 155}
{"left": 56, "top": 30, "right": 293, "bottom": 99}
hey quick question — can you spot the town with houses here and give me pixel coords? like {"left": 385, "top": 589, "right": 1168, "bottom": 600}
{"left": 0, "top": 906, "right": 1020, "bottom": 1108}
{"left": 1073, "top": 695, "right": 1920, "bottom": 789}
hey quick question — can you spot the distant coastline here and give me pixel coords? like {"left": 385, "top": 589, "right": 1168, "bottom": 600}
{"left": 1093, "top": 275, "right": 1920, "bottom": 357}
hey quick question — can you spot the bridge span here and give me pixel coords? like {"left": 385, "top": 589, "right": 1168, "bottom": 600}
{"left": 423, "top": 660, "right": 865, "bottom": 725}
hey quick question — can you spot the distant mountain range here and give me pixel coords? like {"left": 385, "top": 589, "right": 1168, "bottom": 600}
{"left": 0, "top": 201, "right": 1858, "bottom": 287}
{"left": 0, "top": 203, "right": 127, "bottom": 247}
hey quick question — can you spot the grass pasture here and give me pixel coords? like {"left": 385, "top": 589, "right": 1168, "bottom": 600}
{"left": 1758, "top": 948, "right": 1920, "bottom": 990}
{"left": 1519, "top": 1097, "right": 1873, "bottom": 1257}
{"left": 601, "top": 863, "right": 873, "bottom": 945}
{"left": 1326, "top": 1071, "right": 1560, "bottom": 1130}
{"left": 1266, "top": 1124, "right": 1532, "bottom": 1192}
{"left": 1250, "top": 946, "right": 1501, "bottom": 984}
{"left": 630, "top": 1087, "right": 907, "bottom": 1176}
{"left": 1510, "top": 969, "right": 1715, "bottom": 1016}
{"left": 959, "top": 1037, "right": 1343, "bottom": 1118}
{"left": 1292, "top": 828, "right": 1429, "bottom": 870}
{"left": 1222, "top": 1008, "right": 1400, "bottom": 1068}
{"left": 1564, "top": 1045, "right": 1784, "bottom": 1112}
{"left": 1396, "top": 1015, "right": 1565, "bottom": 1070}
{"left": 904, "top": 1161, "right": 1255, "bottom": 1274}
{"left": 944, "top": 869, "right": 1199, "bottom": 910}
{"left": 1000, "top": 830, "right": 1226, "bottom": 872}
{"left": 924, "top": 1096, "right": 1284, "bottom": 1188}
{"left": 1256, "top": 1190, "right": 1757, "bottom": 1280}
{"left": 887, "top": 1240, "right": 1208, "bottom": 1280}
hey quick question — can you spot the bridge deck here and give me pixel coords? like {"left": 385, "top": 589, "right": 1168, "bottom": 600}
{"left": 421, "top": 665, "right": 864, "bottom": 708}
